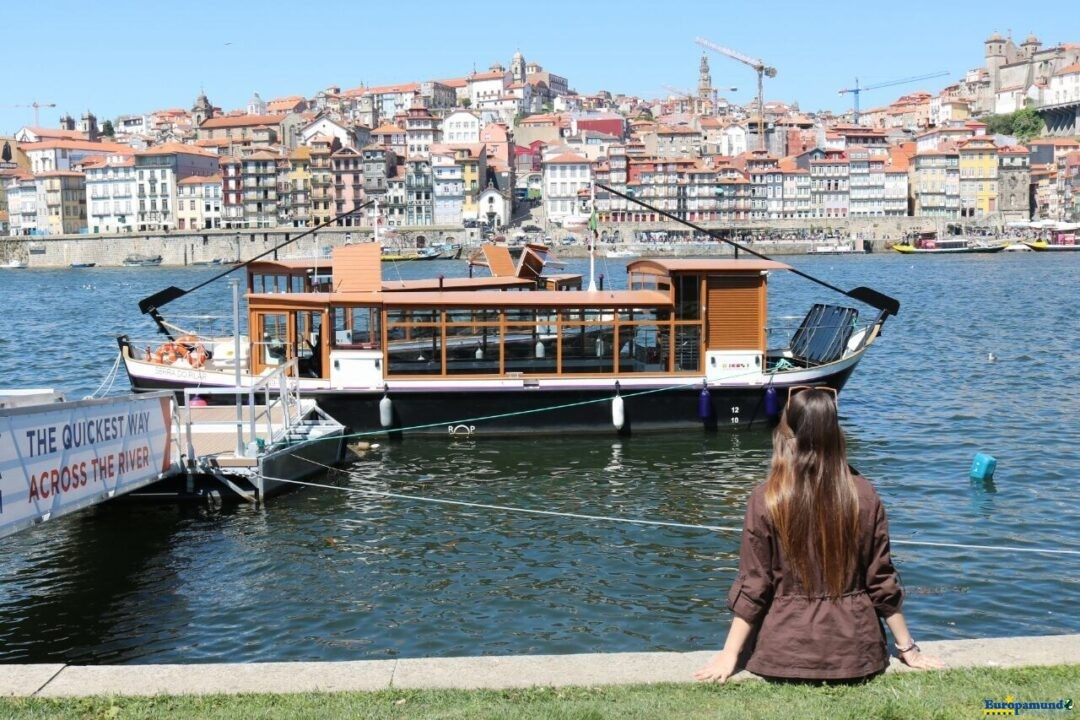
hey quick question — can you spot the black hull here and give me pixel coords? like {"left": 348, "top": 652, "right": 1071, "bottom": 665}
{"left": 128, "top": 368, "right": 857, "bottom": 438}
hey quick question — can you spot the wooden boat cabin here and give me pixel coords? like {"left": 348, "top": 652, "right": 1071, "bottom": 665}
{"left": 246, "top": 244, "right": 787, "bottom": 387}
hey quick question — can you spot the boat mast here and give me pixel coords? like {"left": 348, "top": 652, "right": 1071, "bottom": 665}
{"left": 374, "top": 197, "right": 380, "bottom": 245}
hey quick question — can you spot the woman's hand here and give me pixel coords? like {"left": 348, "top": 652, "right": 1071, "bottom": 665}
{"left": 694, "top": 649, "right": 740, "bottom": 683}
{"left": 899, "top": 647, "right": 945, "bottom": 670}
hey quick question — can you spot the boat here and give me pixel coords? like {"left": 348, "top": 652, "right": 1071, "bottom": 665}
{"left": 809, "top": 240, "right": 864, "bottom": 255}
{"left": 604, "top": 248, "right": 639, "bottom": 259}
{"left": 892, "top": 232, "right": 1004, "bottom": 254}
{"left": 118, "top": 242, "right": 897, "bottom": 437}
{"left": 1002, "top": 243, "right": 1032, "bottom": 252}
{"left": 381, "top": 246, "right": 441, "bottom": 262}
{"left": 1023, "top": 232, "right": 1079, "bottom": 252}
{"left": 123, "top": 254, "right": 164, "bottom": 267}
{"left": 70, "top": 262, "right": 97, "bottom": 268}
{"left": 2, "top": 260, "right": 28, "bottom": 269}
{"left": 190, "top": 258, "right": 224, "bottom": 266}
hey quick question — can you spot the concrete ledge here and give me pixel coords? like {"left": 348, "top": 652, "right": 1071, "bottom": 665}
{"left": 0, "top": 664, "right": 64, "bottom": 697}
{"left": 1, "top": 634, "right": 1075, "bottom": 698}
{"left": 35, "top": 660, "right": 396, "bottom": 697}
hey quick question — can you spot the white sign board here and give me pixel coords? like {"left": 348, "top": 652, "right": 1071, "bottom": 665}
{"left": 0, "top": 393, "right": 174, "bottom": 540}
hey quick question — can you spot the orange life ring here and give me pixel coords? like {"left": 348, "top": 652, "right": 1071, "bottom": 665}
{"left": 190, "top": 344, "right": 207, "bottom": 368}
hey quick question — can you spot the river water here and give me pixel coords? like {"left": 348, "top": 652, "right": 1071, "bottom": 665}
{"left": 0, "top": 251, "right": 1076, "bottom": 664}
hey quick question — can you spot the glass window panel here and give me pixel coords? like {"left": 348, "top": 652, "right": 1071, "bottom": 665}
{"left": 617, "top": 323, "right": 665, "bottom": 373}
{"left": 504, "top": 324, "right": 557, "bottom": 374}
{"left": 259, "top": 313, "right": 287, "bottom": 366}
{"left": 560, "top": 324, "right": 616, "bottom": 374}
{"left": 674, "top": 325, "right": 701, "bottom": 372}
{"left": 676, "top": 276, "right": 700, "bottom": 319}
{"left": 387, "top": 331, "right": 441, "bottom": 375}
{"left": 445, "top": 325, "right": 501, "bottom": 375}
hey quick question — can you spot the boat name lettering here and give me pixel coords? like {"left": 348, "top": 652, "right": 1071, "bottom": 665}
{"left": 448, "top": 424, "right": 476, "bottom": 437}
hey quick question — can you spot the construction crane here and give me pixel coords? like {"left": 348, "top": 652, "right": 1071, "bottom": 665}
{"left": 695, "top": 37, "right": 776, "bottom": 150}
{"left": 11, "top": 101, "right": 57, "bottom": 126}
{"left": 839, "top": 72, "right": 949, "bottom": 123}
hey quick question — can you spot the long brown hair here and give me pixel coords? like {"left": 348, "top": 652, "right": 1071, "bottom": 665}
{"left": 763, "top": 388, "right": 860, "bottom": 598}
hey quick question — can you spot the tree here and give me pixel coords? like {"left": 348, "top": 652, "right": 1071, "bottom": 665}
{"left": 101, "top": 120, "right": 115, "bottom": 137}
{"left": 461, "top": 98, "right": 471, "bottom": 108}
{"left": 1011, "top": 107, "right": 1044, "bottom": 142}
{"left": 982, "top": 113, "right": 1014, "bottom": 136}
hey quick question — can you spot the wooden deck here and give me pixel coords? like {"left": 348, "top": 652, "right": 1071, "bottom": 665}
{"left": 182, "top": 403, "right": 302, "bottom": 468}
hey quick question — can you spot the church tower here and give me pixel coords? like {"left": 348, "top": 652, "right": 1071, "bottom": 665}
{"left": 192, "top": 93, "right": 214, "bottom": 127}
{"left": 697, "top": 52, "right": 713, "bottom": 115}
{"left": 510, "top": 50, "right": 526, "bottom": 85}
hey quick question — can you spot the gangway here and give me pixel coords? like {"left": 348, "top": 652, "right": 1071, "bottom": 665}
{"left": 1, "top": 360, "right": 345, "bottom": 539}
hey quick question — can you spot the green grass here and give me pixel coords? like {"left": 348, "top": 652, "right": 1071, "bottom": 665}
{"left": 0, "top": 666, "right": 1076, "bottom": 720}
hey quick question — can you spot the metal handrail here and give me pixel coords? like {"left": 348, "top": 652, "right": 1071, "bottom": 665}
{"left": 181, "top": 359, "right": 302, "bottom": 459}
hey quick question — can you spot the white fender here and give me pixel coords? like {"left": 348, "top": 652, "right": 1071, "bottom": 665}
{"left": 612, "top": 394, "right": 625, "bottom": 430}
{"left": 535, "top": 340, "right": 545, "bottom": 358}
{"left": 475, "top": 346, "right": 484, "bottom": 360}
{"left": 596, "top": 337, "right": 605, "bottom": 357}
{"left": 379, "top": 395, "right": 393, "bottom": 428}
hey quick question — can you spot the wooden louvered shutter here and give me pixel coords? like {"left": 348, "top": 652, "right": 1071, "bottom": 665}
{"left": 706, "top": 275, "right": 764, "bottom": 350}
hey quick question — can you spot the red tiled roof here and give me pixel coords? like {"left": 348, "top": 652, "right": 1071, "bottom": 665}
{"left": 545, "top": 152, "right": 589, "bottom": 164}
{"left": 138, "top": 142, "right": 218, "bottom": 157}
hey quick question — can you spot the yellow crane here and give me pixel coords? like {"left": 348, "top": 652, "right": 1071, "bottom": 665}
{"left": 695, "top": 37, "right": 776, "bottom": 150}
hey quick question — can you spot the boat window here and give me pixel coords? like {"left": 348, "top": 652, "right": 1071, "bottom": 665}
{"left": 258, "top": 313, "right": 288, "bottom": 366}
{"left": 386, "top": 309, "right": 438, "bottom": 325}
{"left": 616, "top": 307, "right": 660, "bottom": 323}
{"left": 560, "top": 323, "right": 616, "bottom": 374}
{"left": 386, "top": 323, "right": 442, "bottom": 376}
{"left": 504, "top": 324, "right": 558, "bottom": 374}
{"left": 616, "top": 323, "right": 665, "bottom": 373}
{"left": 445, "top": 325, "right": 501, "bottom": 375}
{"left": 674, "top": 325, "right": 701, "bottom": 372}
{"left": 503, "top": 308, "right": 542, "bottom": 323}
{"left": 331, "top": 307, "right": 381, "bottom": 348}
{"left": 445, "top": 308, "right": 499, "bottom": 324}
{"left": 675, "top": 275, "right": 701, "bottom": 320}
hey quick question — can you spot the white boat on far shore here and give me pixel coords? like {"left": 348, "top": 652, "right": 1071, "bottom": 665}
{"left": 809, "top": 240, "right": 863, "bottom": 255}
{"left": 2, "top": 259, "right": 28, "bottom": 269}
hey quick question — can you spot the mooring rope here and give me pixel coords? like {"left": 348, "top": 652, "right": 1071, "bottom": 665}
{"left": 263, "top": 459, "right": 1080, "bottom": 558}
{"left": 85, "top": 352, "right": 123, "bottom": 399}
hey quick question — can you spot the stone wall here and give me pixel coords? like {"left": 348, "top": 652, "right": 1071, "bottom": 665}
{"left": 2, "top": 226, "right": 473, "bottom": 267}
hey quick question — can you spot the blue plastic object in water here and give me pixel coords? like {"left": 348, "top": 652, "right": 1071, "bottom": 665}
{"left": 698, "top": 385, "right": 713, "bottom": 420}
{"left": 764, "top": 386, "right": 779, "bottom": 418}
{"left": 970, "top": 453, "right": 997, "bottom": 481}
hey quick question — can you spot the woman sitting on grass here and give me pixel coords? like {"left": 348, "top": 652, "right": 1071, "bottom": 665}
{"left": 695, "top": 387, "right": 944, "bottom": 683}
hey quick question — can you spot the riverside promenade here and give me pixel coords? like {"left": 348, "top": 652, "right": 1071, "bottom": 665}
{"left": 2, "top": 635, "right": 1076, "bottom": 696}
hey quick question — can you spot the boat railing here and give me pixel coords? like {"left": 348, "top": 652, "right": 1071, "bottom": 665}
{"left": 180, "top": 358, "right": 303, "bottom": 459}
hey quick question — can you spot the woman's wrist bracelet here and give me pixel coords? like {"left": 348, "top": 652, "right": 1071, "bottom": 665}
{"left": 895, "top": 640, "right": 919, "bottom": 654}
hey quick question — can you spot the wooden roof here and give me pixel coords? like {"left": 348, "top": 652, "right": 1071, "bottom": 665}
{"left": 381, "top": 277, "right": 535, "bottom": 292}
{"left": 246, "top": 289, "right": 673, "bottom": 310}
{"left": 627, "top": 259, "right": 791, "bottom": 273}
{"left": 380, "top": 289, "right": 672, "bottom": 309}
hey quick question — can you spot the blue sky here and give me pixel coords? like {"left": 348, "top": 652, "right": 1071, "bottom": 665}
{"left": 1, "top": 0, "right": 1076, "bottom": 134}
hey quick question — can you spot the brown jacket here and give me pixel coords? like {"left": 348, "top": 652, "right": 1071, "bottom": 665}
{"left": 728, "top": 475, "right": 903, "bottom": 680}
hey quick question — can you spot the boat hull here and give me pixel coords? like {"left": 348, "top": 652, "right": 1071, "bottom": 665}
{"left": 122, "top": 362, "right": 859, "bottom": 437}
{"left": 892, "top": 245, "right": 1004, "bottom": 254}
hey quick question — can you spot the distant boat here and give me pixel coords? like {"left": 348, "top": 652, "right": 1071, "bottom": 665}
{"left": 190, "top": 258, "right": 224, "bottom": 266}
{"left": 122, "top": 254, "right": 163, "bottom": 267}
{"left": 1023, "top": 235, "right": 1079, "bottom": 252}
{"left": 892, "top": 233, "right": 1004, "bottom": 254}
{"left": 809, "top": 240, "right": 864, "bottom": 255}
{"left": 604, "top": 248, "right": 639, "bottom": 259}
{"left": 69, "top": 262, "right": 97, "bottom": 268}
{"left": 2, "top": 259, "right": 28, "bottom": 269}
